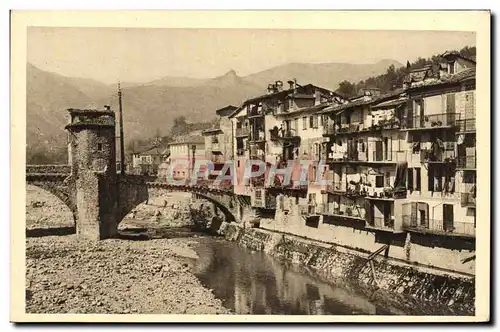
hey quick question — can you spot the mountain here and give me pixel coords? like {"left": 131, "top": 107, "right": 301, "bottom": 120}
{"left": 95, "top": 69, "right": 264, "bottom": 143}
{"left": 26, "top": 63, "right": 103, "bottom": 163}
{"left": 26, "top": 59, "right": 401, "bottom": 163}
{"left": 244, "top": 60, "right": 403, "bottom": 91}
{"left": 145, "top": 76, "right": 209, "bottom": 87}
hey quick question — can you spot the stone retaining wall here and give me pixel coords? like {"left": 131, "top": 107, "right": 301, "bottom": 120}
{"left": 218, "top": 222, "right": 475, "bottom": 315}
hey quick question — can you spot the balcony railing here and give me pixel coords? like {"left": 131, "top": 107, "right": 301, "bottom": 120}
{"left": 326, "top": 181, "right": 345, "bottom": 193}
{"left": 336, "top": 123, "right": 362, "bottom": 135}
{"left": 236, "top": 148, "right": 245, "bottom": 156}
{"left": 370, "top": 150, "right": 408, "bottom": 163}
{"left": 248, "top": 106, "right": 265, "bottom": 118}
{"left": 402, "top": 216, "right": 475, "bottom": 237}
{"left": 420, "top": 148, "right": 456, "bottom": 163}
{"left": 367, "top": 217, "right": 395, "bottom": 229}
{"left": 276, "top": 129, "right": 300, "bottom": 140}
{"left": 405, "top": 113, "right": 458, "bottom": 129}
{"left": 457, "top": 155, "right": 476, "bottom": 169}
{"left": 235, "top": 127, "right": 250, "bottom": 137}
{"left": 318, "top": 204, "right": 364, "bottom": 220}
{"left": 456, "top": 119, "right": 476, "bottom": 133}
{"left": 323, "top": 123, "right": 336, "bottom": 136}
{"left": 369, "top": 118, "right": 401, "bottom": 131}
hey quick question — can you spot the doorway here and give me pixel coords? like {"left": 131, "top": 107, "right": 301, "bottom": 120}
{"left": 443, "top": 204, "right": 454, "bottom": 232}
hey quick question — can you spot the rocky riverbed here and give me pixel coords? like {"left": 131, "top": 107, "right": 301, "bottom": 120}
{"left": 25, "top": 185, "right": 230, "bottom": 314}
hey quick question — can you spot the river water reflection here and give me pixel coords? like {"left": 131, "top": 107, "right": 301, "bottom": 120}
{"left": 192, "top": 238, "right": 395, "bottom": 315}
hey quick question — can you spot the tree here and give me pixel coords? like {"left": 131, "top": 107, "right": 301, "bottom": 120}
{"left": 335, "top": 80, "right": 357, "bottom": 99}
{"left": 170, "top": 116, "right": 188, "bottom": 137}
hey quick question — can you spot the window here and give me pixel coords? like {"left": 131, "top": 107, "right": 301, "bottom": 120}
{"left": 97, "top": 143, "right": 103, "bottom": 151}
{"left": 385, "top": 172, "right": 391, "bottom": 187}
{"left": 302, "top": 117, "right": 307, "bottom": 130}
{"left": 255, "top": 190, "right": 262, "bottom": 200}
{"left": 309, "top": 116, "right": 314, "bottom": 128}
{"left": 212, "top": 136, "right": 219, "bottom": 144}
{"left": 375, "top": 175, "right": 384, "bottom": 188}
{"left": 415, "top": 168, "right": 421, "bottom": 191}
{"left": 237, "top": 160, "right": 240, "bottom": 167}
{"left": 407, "top": 168, "right": 414, "bottom": 190}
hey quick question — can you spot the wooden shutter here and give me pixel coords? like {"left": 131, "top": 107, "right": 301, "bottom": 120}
{"left": 410, "top": 202, "right": 418, "bottom": 227}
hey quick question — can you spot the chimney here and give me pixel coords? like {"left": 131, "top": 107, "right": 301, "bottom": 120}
{"left": 267, "top": 84, "right": 275, "bottom": 94}
{"left": 287, "top": 80, "right": 295, "bottom": 90}
{"left": 104, "top": 105, "right": 110, "bottom": 111}
{"left": 314, "top": 91, "right": 321, "bottom": 106}
{"left": 275, "top": 80, "right": 284, "bottom": 92}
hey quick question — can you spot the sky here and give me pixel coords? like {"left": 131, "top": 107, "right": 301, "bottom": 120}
{"left": 27, "top": 27, "right": 476, "bottom": 84}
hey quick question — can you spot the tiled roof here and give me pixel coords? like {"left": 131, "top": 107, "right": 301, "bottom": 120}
{"left": 168, "top": 134, "right": 205, "bottom": 145}
{"left": 408, "top": 68, "right": 475, "bottom": 89}
{"left": 371, "top": 97, "right": 408, "bottom": 109}
{"left": 320, "top": 88, "right": 406, "bottom": 115}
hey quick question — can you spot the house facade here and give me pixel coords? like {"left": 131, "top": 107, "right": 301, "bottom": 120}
{"left": 130, "top": 145, "right": 169, "bottom": 175}
{"left": 202, "top": 105, "right": 237, "bottom": 179}
{"left": 166, "top": 134, "right": 206, "bottom": 181}
{"left": 217, "top": 53, "right": 477, "bottom": 275}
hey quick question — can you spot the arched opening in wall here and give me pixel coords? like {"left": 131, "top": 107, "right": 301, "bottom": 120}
{"left": 118, "top": 189, "right": 236, "bottom": 238}
{"left": 26, "top": 184, "right": 75, "bottom": 237}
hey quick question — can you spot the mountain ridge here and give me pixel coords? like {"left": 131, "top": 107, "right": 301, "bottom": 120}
{"left": 26, "top": 59, "right": 402, "bottom": 163}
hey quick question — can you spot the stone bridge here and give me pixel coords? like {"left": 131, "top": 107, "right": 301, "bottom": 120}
{"left": 26, "top": 164, "right": 250, "bottom": 240}
{"left": 25, "top": 108, "right": 250, "bottom": 240}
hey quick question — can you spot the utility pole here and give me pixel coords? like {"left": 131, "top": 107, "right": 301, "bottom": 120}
{"left": 118, "top": 82, "right": 126, "bottom": 175}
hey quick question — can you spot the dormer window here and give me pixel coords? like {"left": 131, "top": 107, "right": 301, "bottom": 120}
{"left": 448, "top": 61, "right": 455, "bottom": 74}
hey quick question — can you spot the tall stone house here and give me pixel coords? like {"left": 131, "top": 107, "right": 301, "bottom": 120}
{"left": 202, "top": 105, "right": 238, "bottom": 179}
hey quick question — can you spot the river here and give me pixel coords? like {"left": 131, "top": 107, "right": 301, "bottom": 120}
{"left": 190, "top": 236, "right": 395, "bottom": 315}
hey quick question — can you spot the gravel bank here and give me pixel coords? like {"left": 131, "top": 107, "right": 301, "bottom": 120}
{"left": 25, "top": 185, "right": 230, "bottom": 314}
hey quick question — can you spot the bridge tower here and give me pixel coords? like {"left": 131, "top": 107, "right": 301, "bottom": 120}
{"left": 65, "top": 107, "right": 119, "bottom": 240}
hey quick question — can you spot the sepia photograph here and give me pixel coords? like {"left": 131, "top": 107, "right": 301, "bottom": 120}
{"left": 10, "top": 10, "right": 490, "bottom": 323}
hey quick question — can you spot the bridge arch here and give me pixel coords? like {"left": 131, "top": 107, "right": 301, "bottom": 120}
{"left": 26, "top": 183, "right": 77, "bottom": 230}
{"left": 116, "top": 180, "right": 245, "bottom": 227}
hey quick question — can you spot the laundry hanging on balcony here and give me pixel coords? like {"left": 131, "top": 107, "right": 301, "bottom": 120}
{"left": 393, "top": 161, "right": 408, "bottom": 191}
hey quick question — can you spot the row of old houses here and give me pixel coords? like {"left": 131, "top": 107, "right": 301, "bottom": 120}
{"left": 135, "top": 51, "right": 476, "bottom": 272}
{"left": 199, "top": 51, "right": 476, "bottom": 274}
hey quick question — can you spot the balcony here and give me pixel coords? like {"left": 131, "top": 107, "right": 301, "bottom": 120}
{"left": 322, "top": 123, "right": 336, "bottom": 136}
{"left": 335, "top": 123, "right": 362, "bottom": 135}
{"left": 366, "top": 216, "right": 395, "bottom": 231}
{"left": 366, "top": 187, "right": 407, "bottom": 200}
{"left": 325, "top": 181, "right": 345, "bottom": 193}
{"left": 456, "top": 119, "right": 476, "bottom": 133}
{"left": 249, "top": 131, "right": 266, "bottom": 143}
{"left": 248, "top": 106, "right": 265, "bottom": 118}
{"left": 370, "top": 150, "right": 408, "bottom": 164}
{"left": 404, "top": 113, "right": 458, "bottom": 130}
{"left": 402, "top": 216, "right": 475, "bottom": 238}
{"left": 457, "top": 155, "right": 476, "bottom": 169}
{"left": 420, "top": 148, "right": 456, "bottom": 164}
{"left": 461, "top": 192, "right": 476, "bottom": 207}
{"left": 235, "top": 127, "right": 250, "bottom": 137}
{"left": 271, "top": 129, "right": 300, "bottom": 142}
{"left": 299, "top": 204, "right": 318, "bottom": 216}
{"left": 369, "top": 118, "right": 401, "bottom": 131}
{"left": 318, "top": 204, "right": 365, "bottom": 220}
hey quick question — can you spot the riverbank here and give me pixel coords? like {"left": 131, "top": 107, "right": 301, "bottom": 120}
{"left": 218, "top": 222, "right": 475, "bottom": 316}
{"left": 26, "top": 234, "right": 230, "bottom": 314}
{"left": 25, "top": 185, "right": 229, "bottom": 314}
